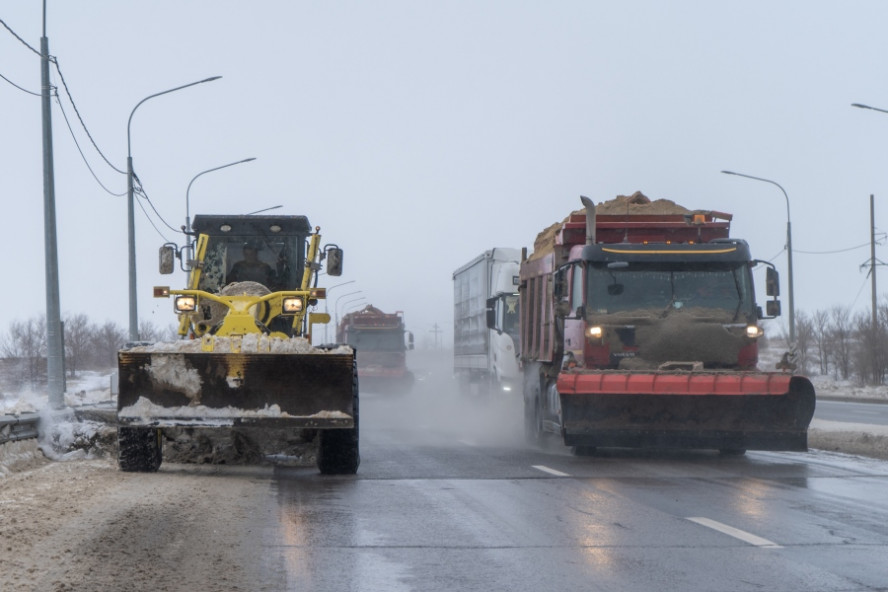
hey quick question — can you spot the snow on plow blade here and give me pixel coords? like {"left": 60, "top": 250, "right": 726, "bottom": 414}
{"left": 117, "top": 350, "right": 356, "bottom": 428}
{"left": 556, "top": 372, "right": 816, "bottom": 451}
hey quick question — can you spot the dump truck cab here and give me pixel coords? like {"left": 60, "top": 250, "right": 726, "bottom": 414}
{"left": 564, "top": 239, "right": 768, "bottom": 371}
{"left": 521, "top": 193, "right": 815, "bottom": 454}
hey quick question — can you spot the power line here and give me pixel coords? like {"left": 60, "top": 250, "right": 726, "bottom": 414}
{"left": 51, "top": 57, "right": 125, "bottom": 175}
{"left": 55, "top": 92, "right": 126, "bottom": 197}
{"left": 796, "top": 240, "right": 879, "bottom": 255}
{"left": 0, "top": 70, "right": 40, "bottom": 96}
{"left": 0, "top": 17, "right": 41, "bottom": 56}
{"left": 132, "top": 173, "right": 184, "bottom": 238}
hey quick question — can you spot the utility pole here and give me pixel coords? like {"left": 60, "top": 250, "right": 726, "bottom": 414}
{"left": 41, "top": 0, "right": 65, "bottom": 408}
{"left": 870, "top": 194, "right": 879, "bottom": 385}
{"left": 429, "top": 323, "right": 442, "bottom": 349}
{"left": 870, "top": 195, "right": 877, "bottom": 331}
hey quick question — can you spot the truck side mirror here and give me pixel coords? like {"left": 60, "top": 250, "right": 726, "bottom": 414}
{"left": 406, "top": 331, "right": 414, "bottom": 350}
{"left": 766, "top": 299, "right": 781, "bottom": 317}
{"left": 486, "top": 297, "right": 499, "bottom": 332}
{"left": 766, "top": 267, "right": 780, "bottom": 297}
{"left": 553, "top": 268, "right": 567, "bottom": 299}
{"left": 326, "top": 247, "right": 343, "bottom": 276}
{"left": 159, "top": 244, "right": 177, "bottom": 275}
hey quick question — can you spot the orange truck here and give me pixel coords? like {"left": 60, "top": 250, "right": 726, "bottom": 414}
{"left": 520, "top": 192, "right": 815, "bottom": 454}
{"left": 337, "top": 305, "right": 414, "bottom": 392}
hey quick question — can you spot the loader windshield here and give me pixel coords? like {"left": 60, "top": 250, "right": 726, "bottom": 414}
{"left": 586, "top": 262, "right": 754, "bottom": 317}
{"left": 197, "top": 234, "right": 305, "bottom": 293}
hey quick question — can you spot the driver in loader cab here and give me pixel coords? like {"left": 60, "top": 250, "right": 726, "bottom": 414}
{"left": 228, "top": 241, "right": 276, "bottom": 286}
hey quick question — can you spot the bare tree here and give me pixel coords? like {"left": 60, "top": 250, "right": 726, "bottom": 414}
{"left": 138, "top": 320, "right": 178, "bottom": 342}
{"left": 63, "top": 313, "right": 93, "bottom": 377}
{"left": 791, "top": 311, "right": 814, "bottom": 375}
{"left": 0, "top": 316, "right": 47, "bottom": 387}
{"left": 828, "top": 306, "right": 853, "bottom": 381}
{"left": 91, "top": 321, "right": 127, "bottom": 369}
{"left": 811, "top": 309, "right": 830, "bottom": 375}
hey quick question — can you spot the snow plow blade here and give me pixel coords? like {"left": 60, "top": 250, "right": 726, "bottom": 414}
{"left": 117, "top": 350, "right": 356, "bottom": 428}
{"left": 556, "top": 372, "right": 815, "bottom": 451}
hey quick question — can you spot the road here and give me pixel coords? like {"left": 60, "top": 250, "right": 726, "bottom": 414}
{"left": 816, "top": 398, "right": 888, "bottom": 426}
{"left": 2, "top": 354, "right": 888, "bottom": 591}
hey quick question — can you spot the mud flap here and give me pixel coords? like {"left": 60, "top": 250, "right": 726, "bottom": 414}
{"left": 558, "top": 373, "right": 816, "bottom": 451}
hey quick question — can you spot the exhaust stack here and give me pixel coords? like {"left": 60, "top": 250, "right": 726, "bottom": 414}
{"left": 580, "top": 195, "right": 596, "bottom": 245}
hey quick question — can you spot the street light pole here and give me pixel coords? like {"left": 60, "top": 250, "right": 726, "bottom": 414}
{"left": 185, "top": 157, "right": 256, "bottom": 234}
{"left": 325, "top": 280, "right": 356, "bottom": 342}
{"left": 126, "top": 76, "right": 221, "bottom": 341}
{"left": 334, "top": 291, "right": 363, "bottom": 328}
{"left": 721, "top": 170, "right": 795, "bottom": 345}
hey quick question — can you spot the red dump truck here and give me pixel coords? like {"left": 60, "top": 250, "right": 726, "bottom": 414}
{"left": 337, "top": 305, "right": 414, "bottom": 392}
{"left": 520, "top": 192, "right": 815, "bottom": 454}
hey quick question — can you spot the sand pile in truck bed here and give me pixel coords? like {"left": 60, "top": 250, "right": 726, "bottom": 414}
{"left": 530, "top": 191, "right": 695, "bottom": 260}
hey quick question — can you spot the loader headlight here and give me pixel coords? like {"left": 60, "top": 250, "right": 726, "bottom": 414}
{"left": 282, "top": 297, "right": 304, "bottom": 313}
{"left": 746, "top": 324, "right": 763, "bottom": 338}
{"left": 587, "top": 326, "right": 603, "bottom": 339}
{"left": 175, "top": 296, "right": 197, "bottom": 313}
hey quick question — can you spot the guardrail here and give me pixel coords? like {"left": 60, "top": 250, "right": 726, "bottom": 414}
{"left": 0, "top": 412, "right": 40, "bottom": 444}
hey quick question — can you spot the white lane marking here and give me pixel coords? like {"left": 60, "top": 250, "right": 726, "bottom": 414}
{"left": 686, "top": 517, "right": 782, "bottom": 549}
{"left": 532, "top": 465, "right": 571, "bottom": 477}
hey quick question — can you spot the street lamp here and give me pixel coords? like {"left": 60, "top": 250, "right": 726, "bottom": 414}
{"left": 126, "top": 75, "right": 221, "bottom": 341}
{"left": 339, "top": 297, "right": 367, "bottom": 323}
{"left": 721, "top": 170, "right": 795, "bottom": 345}
{"left": 325, "top": 280, "right": 356, "bottom": 342}
{"left": 185, "top": 157, "right": 256, "bottom": 234}
{"left": 334, "top": 291, "right": 363, "bottom": 327}
{"left": 852, "top": 103, "right": 888, "bottom": 115}
{"left": 850, "top": 102, "right": 886, "bottom": 336}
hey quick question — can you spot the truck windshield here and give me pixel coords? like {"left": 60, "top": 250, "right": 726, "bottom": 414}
{"left": 501, "top": 294, "right": 520, "bottom": 343}
{"left": 586, "top": 262, "right": 754, "bottom": 316}
{"left": 347, "top": 330, "right": 405, "bottom": 352}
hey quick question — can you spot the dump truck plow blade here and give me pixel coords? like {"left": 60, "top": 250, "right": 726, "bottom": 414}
{"left": 118, "top": 349, "right": 356, "bottom": 428}
{"left": 557, "top": 372, "right": 816, "bottom": 451}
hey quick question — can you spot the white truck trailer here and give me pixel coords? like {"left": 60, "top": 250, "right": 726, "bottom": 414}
{"left": 452, "top": 248, "right": 521, "bottom": 395}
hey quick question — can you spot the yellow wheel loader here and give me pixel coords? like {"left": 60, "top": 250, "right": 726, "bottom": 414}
{"left": 117, "top": 215, "right": 358, "bottom": 474}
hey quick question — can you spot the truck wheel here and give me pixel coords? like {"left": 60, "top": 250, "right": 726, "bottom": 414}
{"left": 118, "top": 426, "right": 163, "bottom": 472}
{"left": 317, "top": 364, "right": 360, "bottom": 475}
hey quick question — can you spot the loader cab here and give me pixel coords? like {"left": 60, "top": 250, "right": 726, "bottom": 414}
{"left": 191, "top": 215, "right": 311, "bottom": 293}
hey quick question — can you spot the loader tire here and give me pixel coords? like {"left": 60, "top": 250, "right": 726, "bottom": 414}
{"left": 118, "top": 427, "right": 163, "bottom": 472}
{"left": 317, "top": 364, "right": 360, "bottom": 475}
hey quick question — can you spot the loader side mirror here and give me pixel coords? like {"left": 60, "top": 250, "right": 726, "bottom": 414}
{"left": 326, "top": 247, "right": 343, "bottom": 276}
{"left": 159, "top": 244, "right": 177, "bottom": 275}
{"left": 766, "top": 267, "right": 780, "bottom": 297}
{"left": 766, "top": 299, "right": 781, "bottom": 317}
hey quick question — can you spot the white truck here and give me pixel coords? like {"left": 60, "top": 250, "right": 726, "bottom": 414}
{"left": 452, "top": 248, "right": 521, "bottom": 395}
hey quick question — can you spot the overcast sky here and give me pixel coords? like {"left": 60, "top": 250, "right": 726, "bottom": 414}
{"left": 3, "top": 2, "right": 888, "bottom": 347}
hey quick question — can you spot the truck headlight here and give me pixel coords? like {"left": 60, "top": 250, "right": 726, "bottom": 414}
{"left": 282, "top": 297, "right": 304, "bottom": 313}
{"left": 175, "top": 296, "right": 197, "bottom": 312}
{"left": 587, "top": 326, "right": 603, "bottom": 339}
{"left": 746, "top": 324, "right": 763, "bottom": 338}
